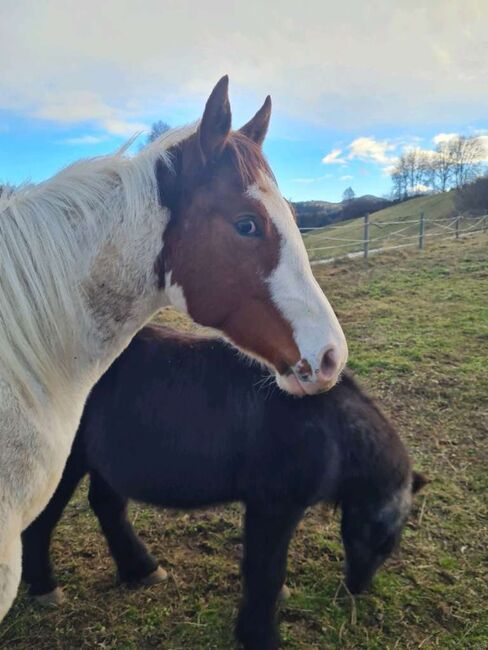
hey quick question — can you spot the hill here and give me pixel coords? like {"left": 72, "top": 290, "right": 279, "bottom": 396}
{"left": 304, "top": 190, "right": 456, "bottom": 261}
{"left": 293, "top": 194, "right": 391, "bottom": 229}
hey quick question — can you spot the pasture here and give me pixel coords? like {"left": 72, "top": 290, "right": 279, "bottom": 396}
{"left": 1, "top": 235, "right": 487, "bottom": 649}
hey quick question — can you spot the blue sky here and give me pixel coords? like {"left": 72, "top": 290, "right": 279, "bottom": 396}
{"left": 1, "top": 0, "right": 486, "bottom": 203}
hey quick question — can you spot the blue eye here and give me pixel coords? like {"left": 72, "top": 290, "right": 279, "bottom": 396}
{"left": 235, "top": 217, "right": 261, "bottom": 237}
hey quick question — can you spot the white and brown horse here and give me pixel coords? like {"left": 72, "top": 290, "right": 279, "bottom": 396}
{"left": 0, "top": 76, "right": 347, "bottom": 620}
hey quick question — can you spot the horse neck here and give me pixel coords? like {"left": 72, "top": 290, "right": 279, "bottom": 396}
{"left": 0, "top": 146, "right": 174, "bottom": 419}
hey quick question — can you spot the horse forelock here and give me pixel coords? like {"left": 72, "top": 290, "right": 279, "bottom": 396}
{"left": 224, "top": 131, "right": 275, "bottom": 187}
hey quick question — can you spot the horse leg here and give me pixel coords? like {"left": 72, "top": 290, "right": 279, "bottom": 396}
{"left": 235, "top": 505, "right": 303, "bottom": 650}
{"left": 88, "top": 471, "right": 166, "bottom": 585}
{"left": 22, "top": 447, "right": 87, "bottom": 605}
{"left": 0, "top": 524, "right": 22, "bottom": 622}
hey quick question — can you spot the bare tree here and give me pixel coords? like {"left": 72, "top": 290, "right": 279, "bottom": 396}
{"left": 391, "top": 169, "right": 407, "bottom": 201}
{"left": 146, "top": 120, "right": 171, "bottom": 145}
{"left": 390, "top": 134, "right": 486, "bottom": 198}
{"left": 342, "top": 186, "right": 355, "bottom": 203}
{"left": 448, "top": 136, "right": 485, "bottom": 188}
{"left": 390, "top": 149, "right": 431, "bottom": 198}
{"left": 431, "top": 142, "right": 454, "bottom": 192}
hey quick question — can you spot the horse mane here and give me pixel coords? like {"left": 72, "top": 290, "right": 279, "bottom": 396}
{"left": 334, "top": 371, "right": 412, "bottom": 503}
{"left": 0, "top": 124, "right": 196, "bottom": 413}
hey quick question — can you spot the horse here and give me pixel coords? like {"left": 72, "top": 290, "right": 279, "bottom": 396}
{"left": 22, "top": 325, "right": 426, "bottom": 649}
{"left": 0, "top": 76, "right": 349, "bottom": 620}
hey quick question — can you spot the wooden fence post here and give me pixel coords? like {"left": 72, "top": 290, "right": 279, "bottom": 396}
{"left": 419, "top": 211, "right": 425, "bottom": 250}
{"left": 363, "top": 213, "right": 370, "bottom": 259}
{"left": 455, "top": 214, "right": 460, "bottom": 239}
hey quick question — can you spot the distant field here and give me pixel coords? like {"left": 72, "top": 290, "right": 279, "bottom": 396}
{"left": 304, "top": 192, "right": 457, "bottom": 261}
{"left": 1, "top": 235, "right": 487, "bottom": 649}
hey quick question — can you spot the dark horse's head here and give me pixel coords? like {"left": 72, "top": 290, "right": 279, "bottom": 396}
{"left": 341, "top": 470, "right": 427, "bottom": 594}
{"left": 156, "top": 76, "right": 348, "bottom": 396}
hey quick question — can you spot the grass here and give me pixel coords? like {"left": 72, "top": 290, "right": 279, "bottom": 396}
{"left": 304, "top": 191, "right": 457, "bottom": 261}
{"left": 1, "top": 235, "right": 487, "bottom": 649}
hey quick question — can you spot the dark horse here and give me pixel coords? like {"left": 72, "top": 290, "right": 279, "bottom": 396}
{"left": 23, "top": 326, "right": 426, "bottom": 650}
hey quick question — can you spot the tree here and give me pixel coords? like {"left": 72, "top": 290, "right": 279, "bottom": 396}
{"left": 342, "top": 187, "right": 355, "bottom": 203}
{"left": 456, "top": 174, "right": 488, "bottom": 214}
{"left": 390, "top": 134, "right": 486, "bottom": 198}
{"left": 447, "top": 136, "right": 485, "bottom": 188}
{"left": 389, "top": 150, "right": 430, "bottom": 199}
{"left": 146, "top": 120, "right": 171, "bottom": 145}
{"left": 431, "top": 141, "right": 454, "bottom": 192}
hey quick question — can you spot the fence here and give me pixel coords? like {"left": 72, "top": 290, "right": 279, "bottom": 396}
{"left": 303, "top": 213, "right": 488, "bottom": 265}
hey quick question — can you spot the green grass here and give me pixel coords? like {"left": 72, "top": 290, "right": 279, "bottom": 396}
{"left": 1, "top": 235, "right": 487, "bottom": 649}
{"left": 304, "top": 191, "right": 457, "bottom": 261}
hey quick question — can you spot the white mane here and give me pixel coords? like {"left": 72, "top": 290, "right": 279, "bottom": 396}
{"left": 0, "top": 123, "right": 197, "bottom": 413}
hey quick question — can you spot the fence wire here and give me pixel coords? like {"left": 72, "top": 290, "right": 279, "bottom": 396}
{"left": 305, "top": 214, "right": 488, "bottom": 264}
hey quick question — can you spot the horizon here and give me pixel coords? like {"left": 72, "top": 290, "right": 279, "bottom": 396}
{"left": 1, "top": 0, "right": 487, "bottom": 203}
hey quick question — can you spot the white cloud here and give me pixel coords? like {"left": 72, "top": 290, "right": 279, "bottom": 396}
{"left": 382, "top": 163, "right": 398, "bottom": 176}
{"left": 478, "top": 136, "right": 488, "bottom": 161}
{"left": 340, "top": 175, "right": 353, "bottom": 181}
{"left": 0, "top": 1, "right": 486, "bottom": 130}
{"left": 347, "top": 136, "right": 395, "bottom": 164}
{"left": 60, "top": 135, "right": 108, "bottom": 145}
{"left": 322, "top": 149, "right": 346, "bottom": 164}
{"left": 101, "top": 119, "right": 149, "bottom": 136}
{"left": 28, "top": 90, "right": 148, "bottom": 137}
{"left": 432, "top": 132, "right": 459, "bottom": 145}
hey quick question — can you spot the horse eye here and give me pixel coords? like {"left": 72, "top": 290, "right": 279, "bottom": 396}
{"left": 235, "top": 217, "right": 261, "bottom": 238}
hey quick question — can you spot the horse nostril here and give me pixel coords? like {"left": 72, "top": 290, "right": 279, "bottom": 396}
{"left": 319, "top": 346, "right": 338, "bottom": 381}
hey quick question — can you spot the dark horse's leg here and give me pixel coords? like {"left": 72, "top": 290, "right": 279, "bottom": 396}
{"left": 22, "top": 447, "right": 87, "bottom": 604}
{"left": 87, "top": 471, "right": 166, "bottom": 585}
{"left": 235, "top": 505, "right": 303, "bottom": 650}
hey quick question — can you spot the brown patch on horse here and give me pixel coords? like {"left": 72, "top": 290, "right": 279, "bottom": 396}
{"left": 160, "top": 131, "right": 299, "bottom": 372}
{"left": 153, "top": 79, "right": 302, "bottom": 373}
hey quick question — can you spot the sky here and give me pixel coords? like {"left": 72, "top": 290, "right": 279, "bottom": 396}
{"left": 0, "top": 0, "right": 487, "bottom": 202}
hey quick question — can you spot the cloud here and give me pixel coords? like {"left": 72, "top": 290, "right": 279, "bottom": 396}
{"left": 322, "top": 149, "right": 346, "bottom": 164}
{"left": 323, "top": 136, "right": 397, "bottom": 169}
{"left": 60, "top": 134, "right": 108, "bottom": 145}
{"left": 101, "top": 119, "right": 149, "bottom": 136}
{"left": 432, "top": 132, "right": 459, "bottom": 145}
{"left": 0, "top": 1, "right": 486, "bottom": 130}
{"left": 340, "top": 175, "right": 353, "bottom": 181}
{"left": 347, "top": 137, "right": 395, "bottom": 164}
{"left": 28, "top": 90, "right": 149, "bottom": 137}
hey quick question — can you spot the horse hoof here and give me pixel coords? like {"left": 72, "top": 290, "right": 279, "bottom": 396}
{"left": 141, "top": 566, "right": 168, "bottom": 586}
{"left": 279, "top": 585, "right": 291, "bottom": 602}
{"left": 34, "top": 587, "right": 66, "bottom": 607}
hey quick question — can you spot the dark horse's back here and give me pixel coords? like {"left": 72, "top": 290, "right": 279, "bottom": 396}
{"left": 80, "top": 325, "right": 409, "bottom": 510}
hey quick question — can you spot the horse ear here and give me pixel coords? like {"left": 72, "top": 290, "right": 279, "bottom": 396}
{"left": 199, "top": 75, "right": 232, "bottom": 162}
{"left": 412, "top": 471, "right": 429, "bottom": 494}
{"left": 239, "top": 96, "right": 272, "bottom": 146}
